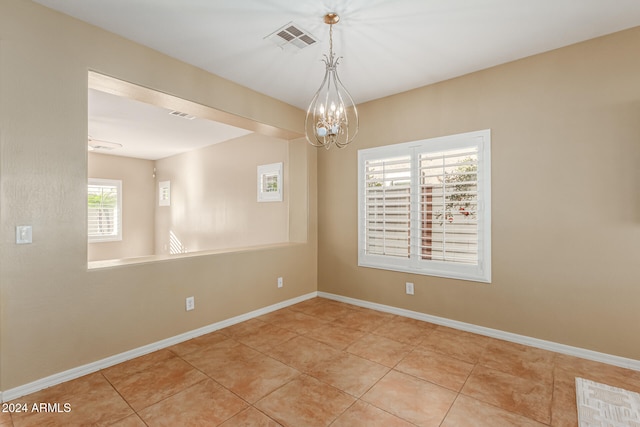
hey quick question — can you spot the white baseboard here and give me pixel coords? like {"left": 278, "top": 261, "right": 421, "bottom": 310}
{"left": 1, "top": 292, "right": 318, "bottom": 402}
{"left": 5, "top": 290, "right": 637, "bottom": 402}
{"left": 318, "top": 291, "right": 640, "bottom": 372}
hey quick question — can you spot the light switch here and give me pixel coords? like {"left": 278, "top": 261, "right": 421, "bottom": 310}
{"left": 16, "top": 225, "right": 32, "bottom": 244}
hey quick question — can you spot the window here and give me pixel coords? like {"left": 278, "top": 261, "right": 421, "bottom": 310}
{"left": 158, "top": 181, "right": 171, "bottom": 206}
{"left": 257, "top": 162, "right": 283, "bottom": 202}
{"left": 358, "top": 130, "right": 491, "bottom": 283}
{"left": 88, "top": 178, "right": 122, "bottom": 242}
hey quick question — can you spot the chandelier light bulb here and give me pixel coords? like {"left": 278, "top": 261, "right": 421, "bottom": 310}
{"left": 305, "top": 13, "right": 359, "bottom": 149}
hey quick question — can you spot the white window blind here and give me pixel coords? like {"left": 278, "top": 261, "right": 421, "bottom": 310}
{"left": 358, "top": 130, "right": 491, "bottom": 283}
{"left": 257, "top": 162, "right": 283, "bottom": 202}
{"left": 419, "top": 148, "right": 479, "bottom": 264}
{"left": 363, "top": 155, "right": 412, "bottom": 258}
{"left": 159, "top": 180, "right": 171, "bottom": 206}
{"left": 88, "top": 178, "right": 122, "bottom": 242}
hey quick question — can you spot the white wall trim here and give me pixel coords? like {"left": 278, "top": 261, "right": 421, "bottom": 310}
{"left": 318, "top": 292, "right": 640, "bottom": 372}
{"left": 5, "top": 290, "right": 637, "bottom": 402}
{"left": 1, "top": 292, "right": 317, "bottom": 402}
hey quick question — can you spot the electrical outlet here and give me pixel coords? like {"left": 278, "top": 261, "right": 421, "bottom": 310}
{"left": 277, "top": 277, "right": 283, "bottom": 288}
{"left": 185, "top": 296, "right": 195, "bottom": 311}
{"left": 405, "top": 282, "right": 414, "bottom": 295}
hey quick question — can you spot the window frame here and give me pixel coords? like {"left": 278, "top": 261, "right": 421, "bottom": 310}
{"left": 357, "top": 129, "right": 491, "bottom": 283}
{"left": 158, "top": 180, "right": 171, "bottom": 206}
{"left": 257, "top": 162, "right": 283, "bottom": 202}
{"left": 88, "top": 178, "right": 123, "bottom": 243}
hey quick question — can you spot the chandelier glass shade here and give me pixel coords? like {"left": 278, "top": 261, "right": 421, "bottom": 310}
{"left": 305, "top": 13, "right": 358, "bottom": 149}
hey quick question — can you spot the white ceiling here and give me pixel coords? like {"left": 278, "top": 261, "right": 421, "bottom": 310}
{"left": 88, "top": 88, "right": 252, "bottom": 160}
{"left": 34, "top": 0, "right": 640, "bottom": 158}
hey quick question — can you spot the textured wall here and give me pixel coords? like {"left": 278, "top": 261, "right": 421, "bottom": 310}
{"left": 0, "top": 1, "right": 315, "bottom": 390}
{"left": 317, "top": 27, "right": 640, "bottom": 360}
{"left": 154, "top": 133, "right": 290, "bottom": 255}
{"left": 88, "top": 153, "right": 155, "bottom": 261}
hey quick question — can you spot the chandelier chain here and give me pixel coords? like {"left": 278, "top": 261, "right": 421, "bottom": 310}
{"left": 329, "top": 23, "right": 333, "bottom": 59}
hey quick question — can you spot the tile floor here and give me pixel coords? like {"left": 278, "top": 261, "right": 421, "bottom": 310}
{"left": 3, "top": 297, "right": 640, "bottom": 426}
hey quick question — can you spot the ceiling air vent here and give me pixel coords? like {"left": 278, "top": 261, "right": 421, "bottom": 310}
{"left": 168, "top": 110, "right": 196, "bottom": 120}
{"left": 265, "top": 22, "right": 317, "bottom": 51}
{"left": 88, "top": 137, "right": 123, "bottom": 151}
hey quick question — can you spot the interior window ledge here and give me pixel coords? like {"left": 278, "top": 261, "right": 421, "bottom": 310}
{"left": 87, "top": 241, "right": 302, "bottom": 270}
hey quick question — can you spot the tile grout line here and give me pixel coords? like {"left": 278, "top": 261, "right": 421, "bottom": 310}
{"left": 174, "top": 338, "right": 285, "bottom": 409}
{"left": 175, "top": 325, "right": 318, "bottom": 426}
{"left": 15, "top": 297, "right": 636, "bottom": 425}
{"left": 350, "top": 318, "right": 437, "bottom": 426}
{"left": 249, "top": 305, "right": 425, "bottom": 425}
{"left": 150, "top": 349, "right": 270, "bottom": 426}
{"left": 98, "top": 371, "right": 148, "bottom": 426}
{"left": 438, "top": 392, "right": 463, "bottom": 427}
{"left": 548, "top": 360, "right": 559, "bottom": 427}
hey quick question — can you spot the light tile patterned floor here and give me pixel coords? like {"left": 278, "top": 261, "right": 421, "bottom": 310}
{"left": 4, "top": 297, "right": 640, "bottom": 426}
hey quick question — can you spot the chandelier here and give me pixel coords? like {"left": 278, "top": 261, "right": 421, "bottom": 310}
{"left": 305, "top": 13, "right": 358, "bottom": 149}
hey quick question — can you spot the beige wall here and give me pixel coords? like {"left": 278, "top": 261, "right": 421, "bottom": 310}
{"left": 88, "top": 133, "right": 290, "bottom": 262}
{"left": 88, "top": 152, "right": 155, "bottom": 261}
{"left": 0, "top": 1, "right": 316, "bottom": 391}
{"left": 154, "top": 133, "right": 289, "bottom": 255}
{"left": 2, "top": 0, "right": 639, "bottom": 394}
{"left": 318, "top": 27, "right": 640, "bottom": 360}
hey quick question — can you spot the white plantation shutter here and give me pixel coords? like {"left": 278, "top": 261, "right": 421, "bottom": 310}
{"left": 88, "top": 179, "right": 122, "bottom": 242}
{"left": 364, "top": 155, "right": 412, "bottom": 258}
{"left": 419, "top": 148, "right": 478, "bottom": 264}
{"left": 358, "top": 130, "right": 491, "bottom": 283}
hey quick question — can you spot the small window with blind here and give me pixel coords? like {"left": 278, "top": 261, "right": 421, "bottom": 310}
{"left": 88, "top": 178, "right": 122, "bottom": 243}
{"left": 358, "top": 130, "right": 491, "bottom": 283}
